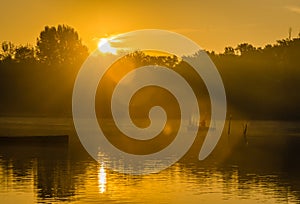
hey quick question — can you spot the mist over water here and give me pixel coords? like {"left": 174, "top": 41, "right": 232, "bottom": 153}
{"left": 1, "top": 117, "right": 300, "bottom": 203}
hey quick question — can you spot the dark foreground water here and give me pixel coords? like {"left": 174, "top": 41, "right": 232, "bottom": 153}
{"left": 1, "top": 117, "right": 300, "bottom": 203}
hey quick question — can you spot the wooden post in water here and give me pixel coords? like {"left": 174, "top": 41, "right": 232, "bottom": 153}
{"left": 243, "top": 122, "right": 248, "bottom": 145}
{"left": 227, "top": 115, "right": 232, "bottom": 136}
{"left": 227, "top": 115, "right": 232, "bottom": 144}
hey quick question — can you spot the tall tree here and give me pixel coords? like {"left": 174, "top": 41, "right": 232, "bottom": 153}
{"left": 36, "top": 25, "right": 89, "bottom": 66}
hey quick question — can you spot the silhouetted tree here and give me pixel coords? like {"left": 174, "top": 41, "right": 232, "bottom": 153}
{"left": 36, "top": 25, "right": 88, "bottom": 66}
{"left": 276, "top": 39, "right": 290, "bottom": 47}
{"left": 223, "top": 46, "right": 235, "bottom": 55}
{"left": 235, "top": 43, "right": 255, "bottom": 55}
{"left": 1, "top": 41, "right": 15, "bottom": 61}
{"left": 14, "top": 45, "right": 35, "bottom": 63}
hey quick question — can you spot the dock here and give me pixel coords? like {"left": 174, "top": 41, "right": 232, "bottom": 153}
{"left": 0, "top": 135, "right": 69, "bottom": 144}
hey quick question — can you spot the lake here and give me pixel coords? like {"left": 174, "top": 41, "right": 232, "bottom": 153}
{"left": 1, "top": 117, "right": 300, "bottom": 203}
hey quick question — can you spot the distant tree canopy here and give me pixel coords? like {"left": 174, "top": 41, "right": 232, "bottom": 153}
{"left": 208, "top": 37, "right": 300, "bottom": 119}
{"left": 0, "top": 25, "right": 299, "bottom": 119}
{"left": 219, "top": 37, "right": 300, "bottom": 60}
{"left": 0, "top": 25, "right": 90, "bottom": 116}
{"left": 37, "top": 25, "right": 88, "bottom": 65}
{"left": 0, "top": 41, "right": 15, "bottom": 62}
{"left": 0, "top": 24, "right": 88, "bottom": 66}
{"left": 14, "top": 45, "right": 35, "bottom": 63}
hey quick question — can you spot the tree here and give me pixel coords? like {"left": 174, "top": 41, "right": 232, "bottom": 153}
{"left": 235, "top": 43, "right": 256, "bottom": 55}
{"left": 1, "top": 41, "right": 15, "bottom": 61}
{"left": 14, "top": 45, "right": 35, "bottom": 63}
{"left": 223, "top": 46, "right": 235, "bottom": 55}
{"left": 36, "top": 25, "right": 89, "bottom": 66}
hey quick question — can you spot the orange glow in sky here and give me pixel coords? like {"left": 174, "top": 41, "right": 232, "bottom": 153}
{"left": 0, "top": 0, "right": 300, "bottom": 53}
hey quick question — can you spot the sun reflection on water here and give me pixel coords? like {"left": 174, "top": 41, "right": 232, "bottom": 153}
{"left": 98, "top": 164, "right": 107, "bottom": 194}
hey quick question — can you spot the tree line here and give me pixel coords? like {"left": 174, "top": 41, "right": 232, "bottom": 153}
{"left": 0, "top": 25, "right": 88, "bottom": 116}
{"left": 0, "top": 24, "right": 299, "bottom": 119}
{"left": 209, "top": 36, "right": 300, "bottom": 120}
{"left": 0, "top": 24, "right": 88, "bottom": 65}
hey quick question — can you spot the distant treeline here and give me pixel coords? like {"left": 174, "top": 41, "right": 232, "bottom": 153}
{"left": 208, "top": 38, "right": 300, "bottom": 120}
{"left": 0, "top": 25, "right": 88, "bottom": 116}
{"left": 0, "top": 24, "right": 299, "bottom": 120}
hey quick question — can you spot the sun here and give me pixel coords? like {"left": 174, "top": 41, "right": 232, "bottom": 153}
{"left": 98, "top": 38, "right": 117, "bottom": 54}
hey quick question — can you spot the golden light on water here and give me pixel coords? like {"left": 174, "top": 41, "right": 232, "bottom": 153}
{"left": 98, "top": 165, "right": 107, "bottom": 194}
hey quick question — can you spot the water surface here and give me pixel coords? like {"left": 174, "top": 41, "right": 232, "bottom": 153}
{"left": 0, "top": 117, "right": 300, "bottom": 203}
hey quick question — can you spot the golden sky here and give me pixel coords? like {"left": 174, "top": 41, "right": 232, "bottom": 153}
{"left": 1, "top": 0, "right": 300, "bottom": 53}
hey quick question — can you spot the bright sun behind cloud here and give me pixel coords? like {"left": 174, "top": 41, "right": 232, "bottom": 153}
{"left": 98, "top": 38, "right": 117, "bottom": 54}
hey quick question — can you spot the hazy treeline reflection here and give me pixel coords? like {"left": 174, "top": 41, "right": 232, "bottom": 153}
{"left": 0, "top": 142, "right": 76, "bottom": 202}
{"left": 1, "top": 130, "right": 300, "bottom": 203}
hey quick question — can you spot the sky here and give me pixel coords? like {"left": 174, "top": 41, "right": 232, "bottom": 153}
{"left": 1, "top": 0, "right": 300, "bottom": 53}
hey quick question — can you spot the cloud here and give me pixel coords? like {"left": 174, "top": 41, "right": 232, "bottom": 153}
{"left": 286, "top": 6, "right": 300, "bottom": 14}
